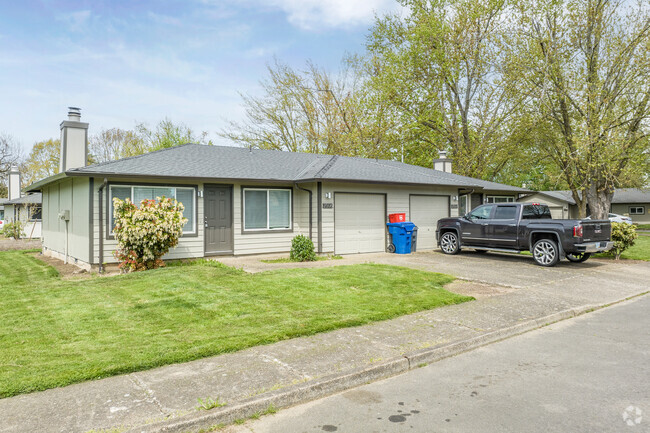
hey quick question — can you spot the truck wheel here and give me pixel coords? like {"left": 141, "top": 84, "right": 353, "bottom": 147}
{"left": 440, "top": 232, "right": 460, "bottom": 255}
{"left": 532, "top": 239, "right": 560, "bottom": 267}
{"left": 566, "top": 253, "right": 591, "bottom": 263}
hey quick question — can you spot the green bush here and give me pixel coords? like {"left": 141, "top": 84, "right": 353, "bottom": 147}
{"left": 290, "top": 235, "right": 316, "bottom": 262}
{"left": 608, "top": 222, "right": 638, "bottom": 260}
{"left": 2, "top": 221, "right": 24, "bottom": 240}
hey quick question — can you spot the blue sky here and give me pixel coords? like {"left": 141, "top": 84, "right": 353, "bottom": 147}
{"left": 0, "top": 0, "right": 398, "bottom": 153}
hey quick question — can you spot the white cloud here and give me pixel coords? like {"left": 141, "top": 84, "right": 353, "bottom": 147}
{"left": 266, "top": 0, "right": 397, "bottom": 30}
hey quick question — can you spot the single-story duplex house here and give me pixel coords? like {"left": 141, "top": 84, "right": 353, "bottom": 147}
{"left": 519, "top": 189, "right": 650, "bottom": 224}
{"left": 27, "top": 108, "right": 528, "bottom": 271}
{"left": 2, "top": 166, "right": 42, "bottom": 238}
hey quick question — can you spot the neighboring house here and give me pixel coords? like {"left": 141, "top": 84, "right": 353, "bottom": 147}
{"left": 519, "top": 189, "right": 650, "bottom": 224}
{"left": 27, "top": 108, "right": 528, "bottom": 270}
{"left": 2, "top": 166, "right": 42, "bottom": 238}
{"left": 0, "top": 198, "right": 7, "bottom": 229}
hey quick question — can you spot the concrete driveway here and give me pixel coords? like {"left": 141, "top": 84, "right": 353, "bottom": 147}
{"left": 219, "top": 249, "right": 650, "bottom": 306}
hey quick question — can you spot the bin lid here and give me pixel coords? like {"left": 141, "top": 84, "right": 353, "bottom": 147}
{"left": 387, "top": 221, "right": 417, "bottom": 230}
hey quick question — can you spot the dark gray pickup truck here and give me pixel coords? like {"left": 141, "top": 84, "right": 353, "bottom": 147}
{"left": 436, "top": 203, "right": 614, "bottom": 266}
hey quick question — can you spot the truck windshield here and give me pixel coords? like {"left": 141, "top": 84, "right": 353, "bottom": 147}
{"left": 522, "top": 205, "right": 552, "bottom": 219}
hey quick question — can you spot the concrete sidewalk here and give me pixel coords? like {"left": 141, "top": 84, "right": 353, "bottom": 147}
{"left": 1, "top": 252, "right": 648, "bottom": 433}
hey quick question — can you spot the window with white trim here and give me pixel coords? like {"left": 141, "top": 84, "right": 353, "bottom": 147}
{"left": 485, "top": 195, "right": 515, "bottom": 203}
{"left": 629, "top": 206, "right": 645, "bottom": 215}
{"left": 109, "top": 185, "right": 196, "bottom": 234}
{"left": 243, "top": 188, "right": 291, "bottom": 231}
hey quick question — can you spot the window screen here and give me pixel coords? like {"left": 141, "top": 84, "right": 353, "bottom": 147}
{"left": 243, "top": 188, "right": 291, "bottom": 230}
{"left": 176, "top": 188, "right": 195, "bottom": 232}
{"left": 244, "top": 190, "right": 268, "bottom": 229}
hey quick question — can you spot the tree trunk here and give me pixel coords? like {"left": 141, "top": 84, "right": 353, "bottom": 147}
{"left": 585, "top": 184, "right": 613, "bottom": 220}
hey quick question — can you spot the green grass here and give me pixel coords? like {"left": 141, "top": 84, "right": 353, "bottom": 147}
{"left": 261, "top": 254, "right": 343, "bottom": 264}
{"left": 635, "top": 224, "right": 650, "bottom": 230}
{"left": 595, "top": 235, "right": 650, "bottom": 261}
{"left": 0, "top": 251, "right": 470, "bottom": 398}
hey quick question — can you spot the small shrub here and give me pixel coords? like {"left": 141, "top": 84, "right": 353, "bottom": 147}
{"left": 290, "top": 235, "right": 316, "bottom": 262}
{"left": 112, "top": 196, "right": 187, "bottom": 272}
{"left": 607, "top": 222, "right": 637, "bottom": 260}
{"left": 2, "top": 221, "right": 24, "bottom": 240}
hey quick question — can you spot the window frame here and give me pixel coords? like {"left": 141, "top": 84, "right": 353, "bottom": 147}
{"left": 241, "top": 187, "right": 293, "bottom": 233}
{"left": 629, "top": 206, "right": 645, "bottom": 215}
{"left": 107, "top": 183, "right": 198, "bottom": 239}
{"left": 28, "top": 204, "right": 42, "bottom": 222}
{"left": 485, "top": 195, "right": 515, "bottom": 204}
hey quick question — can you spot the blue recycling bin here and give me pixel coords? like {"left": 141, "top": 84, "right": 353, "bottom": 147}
{"left": 387, "top": 222, "right": 417, "bottom": 254}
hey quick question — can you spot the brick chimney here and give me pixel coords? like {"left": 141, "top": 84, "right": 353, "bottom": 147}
{"left": 59, "top": 107, "right": 89, "bottom": 172}
{"left": 433, "top": 150, "right": 452, "bottom": 173}
{"left": 8, "top": 165, "right": 21, "bottom": 200}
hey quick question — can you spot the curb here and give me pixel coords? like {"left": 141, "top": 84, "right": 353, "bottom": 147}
{"left": 128, "top": 291, "right": 648, "bottom": 433}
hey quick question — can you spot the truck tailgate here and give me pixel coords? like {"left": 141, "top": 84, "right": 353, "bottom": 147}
{"left": 580, "top": 220, "right": 611, "bottom": 242}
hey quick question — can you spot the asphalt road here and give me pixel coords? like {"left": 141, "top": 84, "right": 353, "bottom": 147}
{"left": 226, "top": 294, "right": 650, "bottom": 433}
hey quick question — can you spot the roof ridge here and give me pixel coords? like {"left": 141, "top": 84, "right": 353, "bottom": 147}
{"left": 313, "top": 155, "right": 339, "bottom": 179}
{"left": 293, "top": 157, "right": 328, "bottom": 181}
{"left": 71, "top": 142, "right": 197, "bottom": 173}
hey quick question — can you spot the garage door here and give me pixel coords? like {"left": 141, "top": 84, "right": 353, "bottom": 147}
{"left": 548, "top": 206, "right": 564, "bottom": 219}
{"left": 409, "top": 195, "right": 450, "bottom": 250}
{"left": 334, "top": 193, "right": 386, "bottom": 254}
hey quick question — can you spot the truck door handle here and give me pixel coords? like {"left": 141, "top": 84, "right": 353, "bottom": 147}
{"left": 481, "top": 223, "right": 488, "bottom": 226}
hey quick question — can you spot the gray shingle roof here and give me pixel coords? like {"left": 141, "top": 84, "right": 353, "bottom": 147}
{"left": 5, "top": 193, "right": 42, "bottom": 205}
{"left": 43, "top": 143, "right": 526, "bottom": 192}
{"left": 530, "top": 188, "right": 650, "bottom": 205}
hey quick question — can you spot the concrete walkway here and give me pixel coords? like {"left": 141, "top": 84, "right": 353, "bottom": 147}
{"left": 1, "top": 251, "right": 648, "bottom": 433}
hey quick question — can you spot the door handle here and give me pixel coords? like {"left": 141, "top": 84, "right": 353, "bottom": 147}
{"left": 481, "top": 223, "right": 488, "bottom": 226}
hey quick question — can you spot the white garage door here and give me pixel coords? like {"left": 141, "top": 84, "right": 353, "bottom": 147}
{"left": 409, "top": 195, "right": 450, "bottom": 250}
{"left": 334, "top": 193, "right": 386, "bottom": 254}
{"left": 548, "top": 206, "right": 564, "bottom": 219}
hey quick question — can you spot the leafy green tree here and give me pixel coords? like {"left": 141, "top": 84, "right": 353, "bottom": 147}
{"left": 136, "top": 119, "right": 211, "bottom": 152}
{"left": 21, "top": 139, "right": 61, "bottom": 186}
{"left": 367, "top": 0, "right": 527, "bottom": 179}
{"left": 512, "top": 0, "right": 650, "bottom": 218}
{"left": 220, "top": 58, "right": 400, "bottom": 159}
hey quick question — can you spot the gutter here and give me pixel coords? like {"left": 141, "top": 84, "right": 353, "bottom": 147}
{"left": 98, "top": 178, "right": 107, "bottom": 273}
{"left": 294, "top": 182, "right": 313, "bottom": 241}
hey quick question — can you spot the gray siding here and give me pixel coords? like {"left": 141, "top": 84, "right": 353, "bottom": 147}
{"left": 320, "top": 182, "right": 456, "bottom": 253}
{"left": 91, "top": 177, "right": 205, "bottom": 264}
{"left": 611, "top": 203, "right": 650, "bottom": 224}
{"left": 42, "top": 178, "right": 90, "bottom": 262}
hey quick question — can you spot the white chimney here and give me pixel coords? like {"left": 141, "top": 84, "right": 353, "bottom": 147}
{"left": 8, "top": 165, "right": 21, "bottom": 200}
{"left": 59, "top": 107, "right": 89, "bottom": 172}
{"left": 433, "top": 150, "right": 453, "bottom": 173}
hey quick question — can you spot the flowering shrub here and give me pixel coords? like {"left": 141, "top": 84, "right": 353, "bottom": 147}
{"left": 607, "top": 222, "right": 637, "bottom": 260}
{"left": 112, "top": 196, "right": 187, "bottom": 272}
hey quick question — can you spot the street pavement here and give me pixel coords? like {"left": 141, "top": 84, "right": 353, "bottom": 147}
{"left": 224, "top": 294, "right": 650, "bottom": 433}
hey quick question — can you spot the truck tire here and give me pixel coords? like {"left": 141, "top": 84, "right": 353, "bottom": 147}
{"left": 566, "top": 252, "right": 591, "bottom": 263}
{"left": 532, "top": 238, "right": 560, "bottom": 267}
{"left": 440, "top": 232, "right": 460, "bottom": 255}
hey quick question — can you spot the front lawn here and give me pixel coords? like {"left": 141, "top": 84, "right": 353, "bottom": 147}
{"left": 595, "top": 234, "right": 650, "bottom": 261}
{"left": 0, "top": 251, "right": 471, "bottom": 398}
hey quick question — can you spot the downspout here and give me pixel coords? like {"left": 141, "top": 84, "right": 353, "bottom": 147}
{"left": 317, "top": 182, "right": 323, "bottom": 254}
{"left": 294, "top": 182, "right": 313, "bottom": 241}
{"left": 98, "top": 178, "right": 107, "bottom": 274}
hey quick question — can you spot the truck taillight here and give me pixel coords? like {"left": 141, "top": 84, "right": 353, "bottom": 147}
{"left": 573, "top": 225, "right": 583, "bottom": 237}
